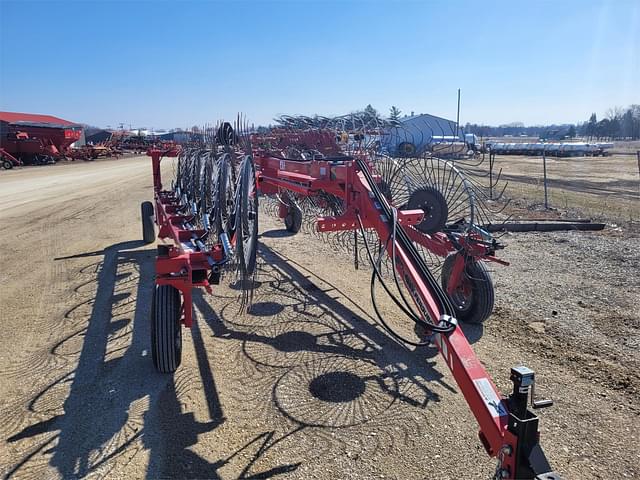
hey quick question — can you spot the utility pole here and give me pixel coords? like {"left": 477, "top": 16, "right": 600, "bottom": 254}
{"left": 456, "top": 88, "right": 461, "bottom": 137}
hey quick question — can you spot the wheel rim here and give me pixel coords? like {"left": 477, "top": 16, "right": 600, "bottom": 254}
{"left": 450, "top": 277, "right": 473, "bottom": 312}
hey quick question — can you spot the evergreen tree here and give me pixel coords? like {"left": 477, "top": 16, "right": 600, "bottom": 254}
{"left": 586, "top": 113, "right": 597, "bottom": 139}
{"left": 389, "top": 106, "right": 401, "bottom": 121}
{"left": 596, "top": 118, "right": 610, "bottom": 139}
{"left": 364, "top": 104, "right": 378, "bottom": 118}
{"left": 609, "top": 116, "right": 621, "bottom": 139}
{"left": 621, "top": 110, "right": 634, "bottom": 138}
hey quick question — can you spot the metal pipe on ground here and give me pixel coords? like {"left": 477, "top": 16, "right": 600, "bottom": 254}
{"left": 483, "top": 222, "right": 606, "bottom": 233}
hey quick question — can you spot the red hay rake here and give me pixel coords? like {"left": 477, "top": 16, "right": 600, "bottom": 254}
{"left": 143, "top": 117, "right": 560, "bottom": 480}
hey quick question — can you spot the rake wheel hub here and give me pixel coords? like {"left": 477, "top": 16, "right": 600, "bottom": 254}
{"left": 406, "top": 187, "right": 448, "bottom": 234}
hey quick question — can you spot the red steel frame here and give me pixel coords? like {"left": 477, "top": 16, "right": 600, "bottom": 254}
{"left": 256, "top": 153, "right": 514, "bottom": 459}
{"left": 147, "top": 145, "right": 555, "bottom": 479}
{"left": 150, "top": 148, "right": 222, "bottom": 328}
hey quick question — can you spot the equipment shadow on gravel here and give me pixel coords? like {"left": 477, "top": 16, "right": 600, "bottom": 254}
{"left": 194, "top": 243, "right": 457, "bottom": 438}
{"left": 6, "top": 240, "right": 253, "bottom": 479}
{"left": 260, "top": 228, "right": 297, "bottom": 238}
{"left": 6, "top": 237, "right": 477, "bottom": 479}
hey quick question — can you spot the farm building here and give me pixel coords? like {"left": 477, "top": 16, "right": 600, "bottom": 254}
{"left": 383, "top": 113, "right": 464, "bottom": 157}
{"left": 0, "top": 111, "right": 82, "bottom": 164}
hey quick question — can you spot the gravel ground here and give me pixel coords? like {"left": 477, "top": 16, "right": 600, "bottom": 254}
{"left": 0, "top": 157, "right": 638, "bottom": 479}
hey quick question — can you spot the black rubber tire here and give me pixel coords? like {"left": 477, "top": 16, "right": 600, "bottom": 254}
{"left": 441, "top": 254, "right": 494, "bottom": 324}
{"left": 151, "top": 285, "right": 182, "bottom": 373}
{"left": 141, "top": 201, "right": 155, "bottom": 244}
{"left": 284, "top": 204, "right": 302, "bottom": 233}
{"left": 2, "top": 160, "right": 13, "bottom": 170}
{"left": 398, "top": 142, "right": 417, "bottom": 157}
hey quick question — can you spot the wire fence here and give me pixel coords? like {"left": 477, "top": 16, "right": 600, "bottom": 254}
{"left": 483, "top": 147, "right": 640, "bottom": 225}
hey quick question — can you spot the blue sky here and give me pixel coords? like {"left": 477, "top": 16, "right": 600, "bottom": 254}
{"left": 1, "top": 0, "right": 638, "bottom": 129}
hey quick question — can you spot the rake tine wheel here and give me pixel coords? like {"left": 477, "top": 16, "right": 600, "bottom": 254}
{"left": 146, "top": 110, "right": 559, "bottom": 479}
{"left": 234, "top": 155, "right": 259, "bottom": 308}
{"left": 165, "top": 117, "right": 260, "bottom": 309}
{"left": 149, "top": 109, "right": 563, "bottom": 479}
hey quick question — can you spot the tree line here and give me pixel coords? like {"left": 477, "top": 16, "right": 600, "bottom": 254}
{"left": 463, "top": 105, "right": 640, "bottom": 140}
{"left": 581, "top": 105, "right": 640, "bottom": 140}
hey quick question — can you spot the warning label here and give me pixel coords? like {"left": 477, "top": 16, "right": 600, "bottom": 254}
{"left": 474, "top": 378, "right": 508, "bottom": 418}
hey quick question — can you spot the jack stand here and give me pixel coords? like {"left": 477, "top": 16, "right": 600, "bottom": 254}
{"left": 508, "top": 366, "right": 560, "bottom": 480}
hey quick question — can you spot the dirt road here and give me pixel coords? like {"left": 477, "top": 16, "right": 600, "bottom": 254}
{"left": 1, "top": 157, "right": 638, "bottom": 479}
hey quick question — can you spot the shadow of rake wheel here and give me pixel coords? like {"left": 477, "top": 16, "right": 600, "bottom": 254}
{"left": 273, "top": 356, "right": 398, "bottom": 428}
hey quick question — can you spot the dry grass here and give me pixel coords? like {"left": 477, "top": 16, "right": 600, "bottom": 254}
{"left": 481, "top": 152, "right": 640, "bottom": 226}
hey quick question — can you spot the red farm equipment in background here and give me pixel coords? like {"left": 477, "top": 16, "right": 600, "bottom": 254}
{"left": 0, "top": 147, "right": 22, "bottom": 169}
{"left": 0, "top": 111, "right": 82, "bottom": 165}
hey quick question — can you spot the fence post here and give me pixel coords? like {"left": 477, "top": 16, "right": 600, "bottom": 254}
{"left": 489, "top": 150, "right": 494, "bottom": 200}
{"left": 543, "top": 151, "right": 549, "bottom": 209}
